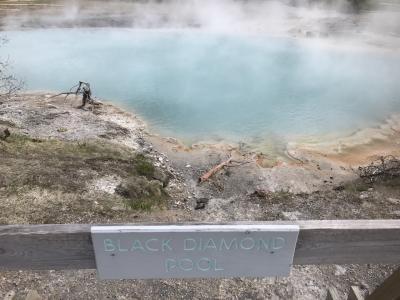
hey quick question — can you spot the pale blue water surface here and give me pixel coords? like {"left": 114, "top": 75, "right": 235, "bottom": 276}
{"left": 2, "top": 29, "right": 400, "bottom": 146}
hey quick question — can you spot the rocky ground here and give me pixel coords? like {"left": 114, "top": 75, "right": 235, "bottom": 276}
{"left": 0, "top": 93, "right": 399, "bottom": 299}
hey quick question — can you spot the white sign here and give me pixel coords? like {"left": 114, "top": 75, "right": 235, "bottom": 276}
{"left": 91, "top": 224, "right": 299, "bottom": 279}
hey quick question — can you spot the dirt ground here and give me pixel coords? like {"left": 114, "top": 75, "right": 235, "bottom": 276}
{"left": 0, "top": 94, "right": 399, "bottom": 299}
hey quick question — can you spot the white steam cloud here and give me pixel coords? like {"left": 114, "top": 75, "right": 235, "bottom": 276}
{"left": 1, "top": 0, "right": 400, "bottom": 43}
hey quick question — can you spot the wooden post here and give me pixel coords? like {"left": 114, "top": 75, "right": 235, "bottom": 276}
{"left": 367, "top": 268, "right": 400, "bottom": 300}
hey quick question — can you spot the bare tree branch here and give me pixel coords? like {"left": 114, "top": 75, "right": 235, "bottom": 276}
{"left": 0, "top": 36, "right": 23, "bottom": 101}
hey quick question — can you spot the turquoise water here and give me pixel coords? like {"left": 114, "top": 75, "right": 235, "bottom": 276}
{"left": 2, "top": 29, "right": 400, "bottom": 145}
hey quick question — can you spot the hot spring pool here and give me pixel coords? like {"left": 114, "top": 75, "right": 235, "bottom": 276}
{"left": 2, "top": 29, "right": 400, "bottom": 146}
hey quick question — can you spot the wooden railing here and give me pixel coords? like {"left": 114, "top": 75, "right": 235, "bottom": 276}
{"left": 1, "top": 220, "right": 400, "bottom": 300}
{"left": 0, "top": 220, "right": 399, "bottom": 270}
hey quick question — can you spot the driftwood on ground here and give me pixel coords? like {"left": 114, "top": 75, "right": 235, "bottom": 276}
{"left": 198, "top": 157, "right": 233, "bottom": 183}
{"left": 198, "top": 153, "right": 256, "bottom": 183}
{"left": 49, "top": 82, "right": 102, "bottom": 107}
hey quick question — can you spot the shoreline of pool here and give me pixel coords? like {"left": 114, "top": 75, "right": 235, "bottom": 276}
{"left": 2, "top": 90, "right": 399, "bottom": 196}
{"left": 19, "top": 90, "right": 400, "bottom": 169}
{"left": 92, "top": 92, "right": 400, "bottom": 173}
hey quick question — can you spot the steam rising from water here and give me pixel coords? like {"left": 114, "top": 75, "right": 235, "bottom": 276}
{"left": 2, "top": 0, "right": 400, "bottom": 42}
{"left": 1, "top": 0, "right": 400, "bottom": 147}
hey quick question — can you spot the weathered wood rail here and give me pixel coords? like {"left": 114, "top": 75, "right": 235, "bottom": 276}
{"left": 0, "top": 220, "right": 400, "bottom": 270}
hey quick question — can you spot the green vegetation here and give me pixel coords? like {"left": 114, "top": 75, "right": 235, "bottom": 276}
{"left": 271, "top": 190, "right": 293, "bottom": 202}
{"left": 1, "top": 134, "right": 133, "bottom": 192}
{"left": 2, "top": 134, "right": 132, "bottom": 160}
{"left": 116, "top": 177, "right": 168, "bottom": 211}
{"left": 0, "top": 133, "right": 169, "bottom": 224}
{"left": 134, "top": 154, "right": 156, "bottom": 178}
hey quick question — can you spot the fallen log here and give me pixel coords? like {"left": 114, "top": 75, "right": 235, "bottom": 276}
{"left": 199, "top": 157, "right": 232, "bottom": 183}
